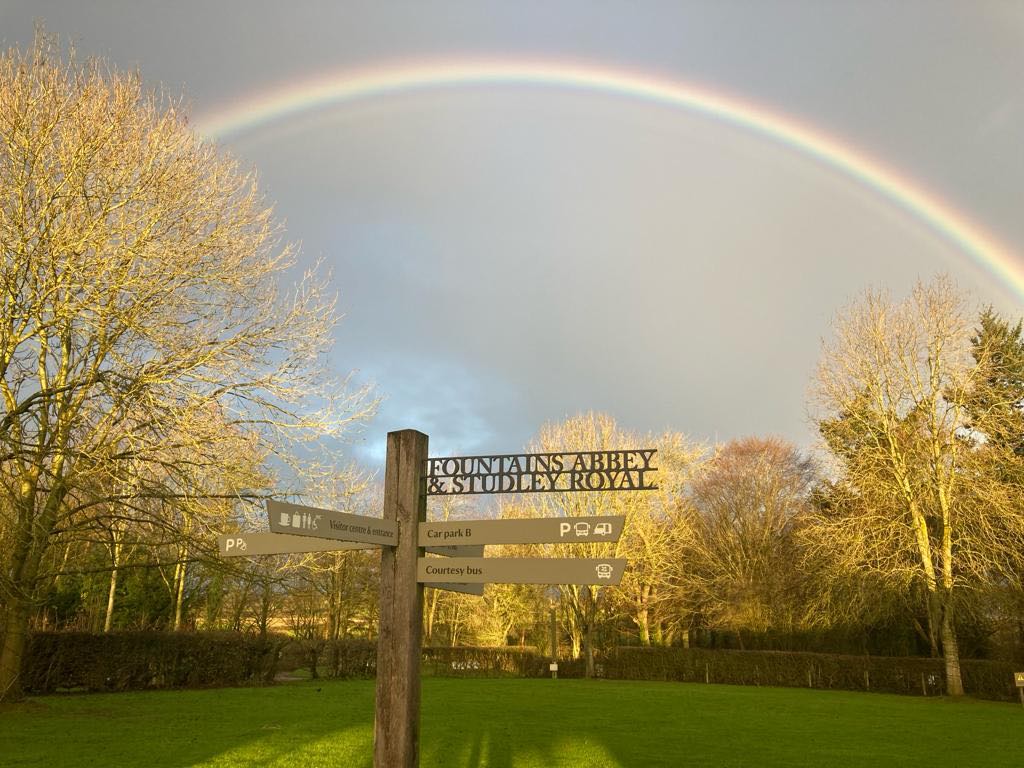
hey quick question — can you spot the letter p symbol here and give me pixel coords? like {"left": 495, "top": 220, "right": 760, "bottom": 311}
{"left": 559, "top": 522, "right": 570, "bottom": 537}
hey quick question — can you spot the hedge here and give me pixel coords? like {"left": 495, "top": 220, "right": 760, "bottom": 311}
{"left": 21, "top": 633, "right": 1022, "bottom": 702}
{"left": 324, "top": 638, "right": 377, "bottom": 679}
{"left": 23, "top": 631, "right": 286, "bottom": 694}
{"left": 600, "top": 647, "right": 1020, "bottom": 702}
{"left": 424, "top": 646, "right": 552, "bottom": 678}
{"left": 418, "top": 646, "right": 1018, "bottom": 700}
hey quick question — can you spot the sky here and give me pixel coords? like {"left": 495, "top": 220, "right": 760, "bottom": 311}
{"left": 3, "top": 2, "right": 1023, "bottom": 467}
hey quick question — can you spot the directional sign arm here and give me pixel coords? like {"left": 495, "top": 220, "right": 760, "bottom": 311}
{"left": 418, "top": 516, "right": 624, "bottom": 547}
{"left": 218, "top": 532, "right": 379, "bottom": 557}
{"left": 417, "top": 557, "right": 626, "bottom": 586}
{"left": 267, "top": 499, "right": 397, "bottom": 546}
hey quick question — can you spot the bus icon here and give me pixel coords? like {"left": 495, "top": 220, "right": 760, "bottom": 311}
{"left": 596, "top": 563, "right": 614, "bottom": 580}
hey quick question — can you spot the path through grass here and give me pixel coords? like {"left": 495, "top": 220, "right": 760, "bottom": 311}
{"left": 1, "top": 678, "right": 1020, "bottom": 767}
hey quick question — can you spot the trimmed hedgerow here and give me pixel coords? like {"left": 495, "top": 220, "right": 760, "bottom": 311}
{"left": 22, "top": 633, "right": 1020, "bottom": 701}
{"left": 325, "top": 638, "right": 377, "bottom": 679}
{"left": 599, "top": 647, "right": 1019, "bottom": 701}
{"left": 422, "top": 646, "right": 550, "bottom": 678}
{"left": 23, "top": 631, "right": 285, "bottom": 693}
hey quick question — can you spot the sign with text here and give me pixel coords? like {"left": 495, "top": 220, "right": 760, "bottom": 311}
{"left": 418, "top": 516, "right": 625, "bottom": 546}
{"left": 425, "top": 450, "right": 657, "bottom": 496}
{"left": 423, "top": 543, "right": 484, "bottom": 595}
{"left": 417, "top": 557, "right": 626, "bottom": 586}
{"left": 267, "top": 499, "right": 397, "bottom": 547}
{"left": 1015, "top": 672, "right": 1024, "bottom": 688}
{"left": 218, "top": 532, "right": 377, "bottom": 557}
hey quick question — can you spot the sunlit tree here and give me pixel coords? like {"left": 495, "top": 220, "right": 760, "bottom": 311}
{"left": 806, "top": 276, "right": 1024, "bottom": 695}
{"left": 0, "top": 33, "right": 373, "bottom": 701}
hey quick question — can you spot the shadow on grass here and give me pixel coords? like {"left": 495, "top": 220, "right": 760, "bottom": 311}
{"left": 0, "top": 682, "right": 375, "bottom": 768}
{"left": 3, "top": 678, "right": 1023, "bottom": 768}
{"left": 419, "top": 677, "right": 1024, "bottom": 768}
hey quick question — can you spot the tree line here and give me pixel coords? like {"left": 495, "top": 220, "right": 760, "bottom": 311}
{"left": 2, "top": 34, "right": 1023, "bottom": 702}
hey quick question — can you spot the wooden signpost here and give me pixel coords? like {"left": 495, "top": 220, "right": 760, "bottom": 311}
{"left": 374, "top": 432, "right": 656, "bottom": 768}
{"left": 1015, "top": 671, "right": 1024, "bottom": 706}
{"left": 214, "top": 430, "right": 657, "bottom": 768}
{"left": 374, "top": 430, "right": 428, "bottom": 768}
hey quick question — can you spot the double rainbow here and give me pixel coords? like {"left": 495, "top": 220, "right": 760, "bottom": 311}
{"left": 196, "top": 58, "right": 1024, "bottom": 301}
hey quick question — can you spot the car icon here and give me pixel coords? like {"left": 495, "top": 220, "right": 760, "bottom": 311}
{"left": 594, "top": 523, "right": 612, "bottom": 536}
{"left": 574, "top": 522, "right": 591, "bottom": 536}
{"left": 595, "top": 563, "right": 614, "bottom": 580}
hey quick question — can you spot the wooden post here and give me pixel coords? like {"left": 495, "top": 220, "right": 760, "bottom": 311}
{"left": 374, "top": 430, "right": 428, "bottom": 768}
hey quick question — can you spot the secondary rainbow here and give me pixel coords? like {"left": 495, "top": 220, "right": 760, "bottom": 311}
{"left": 196, "top": 58, "right": 1024, "bottom": 301}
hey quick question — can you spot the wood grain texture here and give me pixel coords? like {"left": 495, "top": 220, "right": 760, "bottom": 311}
{"left": 374, "top": 429, "right": 428, "bottom": 768}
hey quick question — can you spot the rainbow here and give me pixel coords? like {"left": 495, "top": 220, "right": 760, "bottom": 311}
{"left": 196, "top": 58, "right": 1024, "bottom": 301}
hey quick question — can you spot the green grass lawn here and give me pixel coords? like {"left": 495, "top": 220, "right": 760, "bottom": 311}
{"left": 1, "top": 678, "right": 1020, "bottom": 767}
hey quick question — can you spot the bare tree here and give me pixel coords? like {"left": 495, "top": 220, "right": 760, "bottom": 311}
{"left": 806, "top": 276, "right": 1024, "bottom": 695}
{"left": 686, "top": 437, "right": 815, "bottom": 643}
{"left": 614, "top": 432, "right": 703, "bottom": 646}
{"left": 0, "top": 34, "right": 373, "bottom": 701}
{"left": 513, "top": 413, "right": 699, "bottom": 673}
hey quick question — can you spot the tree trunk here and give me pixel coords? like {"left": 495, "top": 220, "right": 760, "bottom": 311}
{"left": 925, "top": 592, "right": 941, "bottom": 658}
{"left": 230, "top": 579, "right": 252, "bottom": 632}
{"left": 258, "top": 581, "right": 271, "bottom": 639}
{"left": 565, "top": 605, "right": 582, "bottom": 659}
{"left": 425, "top": 590, "right": 439, "bottom": 645}
{"left": 453, "top": 602, "right": 464, "bottom": 646}
{"left": 569, "top": 632, "right": 582, "bottom": 660}
{"left": 328, "top": 573, "right": 339, "bottom": 642}
{"left": 103, "top": 535, "right": 123, "bottom": 633}
{"left": 912, "top": 615, "right": 939, "bottom": 658}
{"left": 173, "top": 550, "right": 187, "bottom": 631}
{"left": 941, "top": 603, "right": 964, "bottom": 696}
{"left": 635, "top": 583, "right": 651, "bottom": 646}
{"left": 0, "top": 474, "right": 65, "bottom": 702}
{"left": 584, "top": 588, "right": 595, "bottom": 678}
{"left": 637, "top": 606, "right": 651, "bottom": 646}
{"left": 104, "top": 565, "right": 119, "bottom": 633}
{"left": 0, "top": 596, "right": 30, "bottom": 703}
